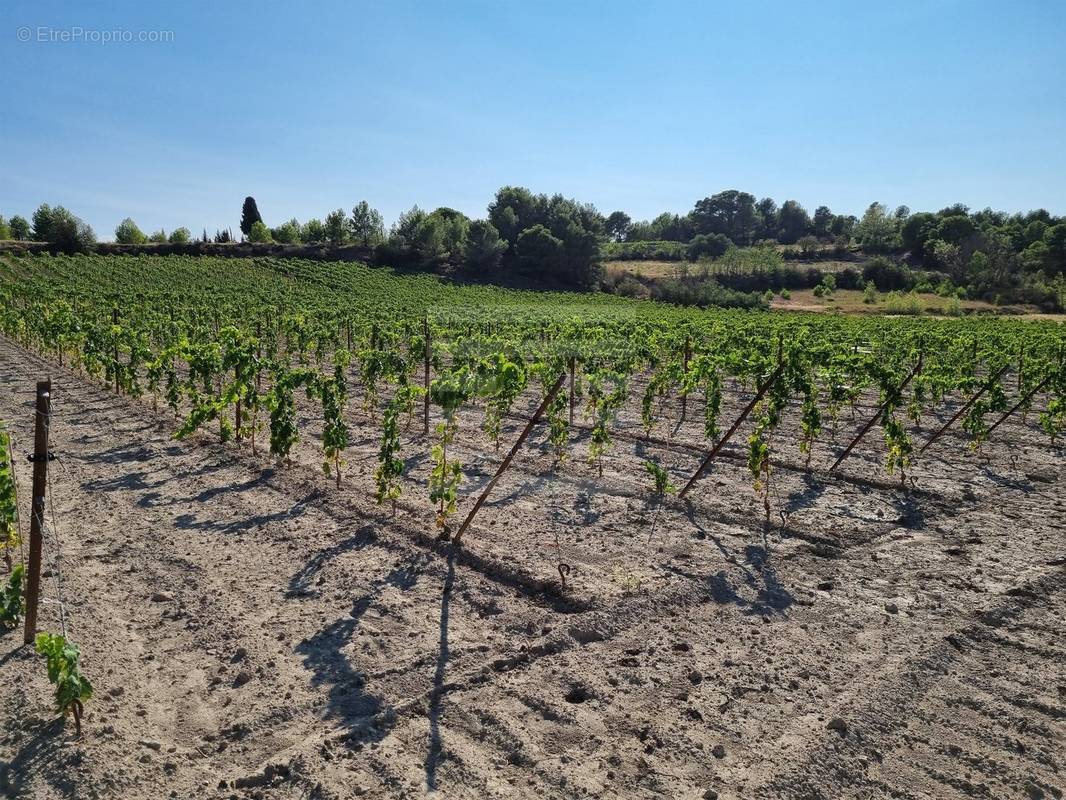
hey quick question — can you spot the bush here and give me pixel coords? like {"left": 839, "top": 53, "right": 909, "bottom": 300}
{"left": 601, "top": 240, "right": 687, "bottom": 261}
{"left": 884, "top": 291, "right": 924, "bottom": 315}
{"left": 943, "top": 297, "right": 963, "bottom": 316}
{"left": 248, "top": 221, "right": 273, "bottom": 244}
{"left": 615, "top": 276, "right": 648, "bottom": 299}
{"left": 686, "top": 233, "right": 731, "bottom": 260}
{"left": 863, "top": 284, "right": 877, "bottom": 304}
{"left": 780, "top": 288, "right": 791, "bottom": 299}
{"left": 836, "top": 268, "right": 862, "bottom": 290}
{"left": 645, "top": 276, "right": 767, "bottom": 310}
{"left": 863, "top": 257, "right": 913, "bottom": 291}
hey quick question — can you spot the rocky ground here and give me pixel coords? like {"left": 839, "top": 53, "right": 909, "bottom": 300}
{"left": 0, "top": 333, "right": 1063, "bottom": 800}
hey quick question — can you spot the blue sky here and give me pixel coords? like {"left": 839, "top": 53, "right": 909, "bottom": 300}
{"left": 3, "top": 0, "right": 1065, "bottom": 239}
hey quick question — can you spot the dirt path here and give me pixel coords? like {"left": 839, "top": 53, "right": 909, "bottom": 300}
{"left": 0, "top": 335, "right": 1063, "bottom": 800}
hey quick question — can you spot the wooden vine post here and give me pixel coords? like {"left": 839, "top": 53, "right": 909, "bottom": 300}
{"left": 830, "top": 353, "right": 923, "bottom": 472}
{"left": 24, "top": 379, "right": 51, "bottom": 645}
{"left": 568, "top": 357, "right": 576, "bottom": 427}
{"left": 111, "top": 308, "right": 120, "bottom": 394}
{"left": 919, "top": 363, "right": 1010, "bottom": 455}
{"left": 453, "top": 373, "right": 567, "bottom": 545}
{"left": 423, "top": 317, "right": 431, "bottom": 435}
{"left": 680, "top": 336, "right": 692, "bottom": 423}
{"left": 678, "top": 360, "right": 788, "bottom": 499}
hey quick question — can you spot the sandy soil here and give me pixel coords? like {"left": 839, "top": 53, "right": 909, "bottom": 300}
{"left": 0, "top": 333, "right": 1064, "bottom": 800}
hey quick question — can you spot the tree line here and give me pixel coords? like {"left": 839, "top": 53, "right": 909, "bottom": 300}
{"left": 3, "top": 188, "right": 1064, "bottom": 304}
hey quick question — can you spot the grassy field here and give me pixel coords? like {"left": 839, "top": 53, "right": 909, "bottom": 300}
{"left": 770, "top": 288, "right": 1061, "bottom": 318}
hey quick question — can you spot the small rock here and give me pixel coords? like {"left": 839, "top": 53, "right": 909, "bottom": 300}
{"left": 150, "top": 591, "right": 174, "bottom": 603}
{"left": 231, "top": 647, "right": 249, "bottom": 663}
{"left": 711, "top": 744, "right": 726, "bottom": 759}
{"left": 108, "top": 686, "right": 125, "bottom": 698}
{"left": 885, "top": 602, "right": 899, "bottom": 614}
{"left": 1026, "top": 471, "right": 1054, "bottom": 484}
{"left": 703, "top": 790, "right": 719, "bottom": 800}
{"left": 828, "top": 718, "right": 848, "bottom": 735}
{"left": 817, "top": 580, "right": 835, "bottom": 591}
{"left": 138, "top": 739, "right": 162, "bottom": 751}
{"left": 232, "top": 671, "right": 253, "bottom": 689}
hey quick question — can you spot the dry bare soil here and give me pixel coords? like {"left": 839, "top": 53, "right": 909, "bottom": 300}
{"left": 0, "top": 334, "right": 1064, "bottom": 800}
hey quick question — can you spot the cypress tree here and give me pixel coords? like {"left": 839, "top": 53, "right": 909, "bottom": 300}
{"left": 240, "top": 197, "right": 263, "bottom": 238}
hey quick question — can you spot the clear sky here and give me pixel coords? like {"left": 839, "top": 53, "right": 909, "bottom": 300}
{"left": 3, "top": 0, "right": 1065, "bottom": 239}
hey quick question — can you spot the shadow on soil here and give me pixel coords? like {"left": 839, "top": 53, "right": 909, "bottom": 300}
{"left": 291, "top": 545, "right": 433, "bottom": 753}
{"left": 0, "top": 717, "right": 76, "bottom": 799}
{"left": 425, "top": 549, "right": 456, "bottom": 792}
{"left": 672, "top": 506, "right": 795, "bottom": 617}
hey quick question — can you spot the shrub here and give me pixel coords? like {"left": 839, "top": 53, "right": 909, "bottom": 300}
{"left": 248, "top": 221, "right": 273, "bottom": 244}
{"left": 687, "top": 233, "right": 731, "bottom": 260}
{"left": 780, "top": 288, "right": 791, "bottom": 299}
{"left": 863, "top": 284, "right": 878, "bottom": 304}
{"left": 863, "top": 257, "right": 913, "bottom": 291}
{"left": 884, "top": 291, "right": 924, "bottom": 315}
{"left": 601, "top": 240, "right": 687, "bottom": 261}
{"left": 615, "top": 276, "right": 648, "bottom": 299}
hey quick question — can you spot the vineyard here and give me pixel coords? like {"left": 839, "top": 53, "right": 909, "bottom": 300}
{"left": 0, "top": 252, "right": 1064, "bottom": 799}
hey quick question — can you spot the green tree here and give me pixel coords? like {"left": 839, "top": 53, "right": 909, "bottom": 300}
{"left": 856, "top": 202, "right": 900, "bottom": 253}
{"left": 31, "top": 204, "right": 55, "bottom": 241}
{"left": 900, "top": 212, "right": 937, "bottom": 259}
{"left": 604, "top": 211, "right": 632, "bottom": 242}
{"left": 1043, "top": 224, "right": 1066, "bottom": 275}
{"left": 488, "top": 186, "right": 541, "bottom": 245}
{"left": 324, "top": 209, "right": 349, "bottom": 245}
{"left": 300, "top": 219, "right": 326, "bottom": 243}
{"left": 33, "top": 206, "right": 96, "bottom": 252}
{"left": 114, "top": 218, "right": 147, "bottom": 244}
{"left": 691, "top": 190, "right": 758, "bottom": 244}
{"left": 515, "top": 224, "right": 564, "bottom": 274}
{"left": 240, "top": 197, "right": 263, "bottom": 238}
{"left": 0, "top": 217, "right": 10, "bottom": 240}
{"left": 248, "top": 221, "right": 273, "bottom": 243}
{"left": 8, "top": 215, "right": 30, "bottom": 240}
{"left": 272, "top": 218, "right": 302, "bottom": 243}
{"left": 349, "top": 201, "right": 385, "bottom": 247}
{"left": 148, "top": 229, "right": 168, "bottom": 243}
{"left": 830, "top": 214, "right": 857, "bottom": 238}
{"left": 168, "top": 227, "right": 192, "bottom": 244}
{"left": 936, "top": 214, "right": 977, "bottom": 246}
{"left": 464, "top": 220, "right": 507, "bottom": 273}
{"left": 755, "top": 197, "right": 779, "bottom": 240}
{"left": 812, "top": 205, "right": 833, "bottom": 238}
{"left": 777, "top": 200, "right": 811, "bottom": 244}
